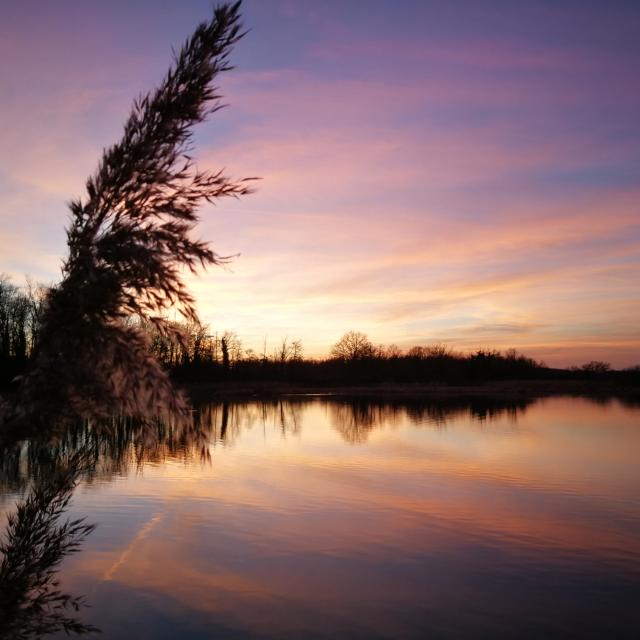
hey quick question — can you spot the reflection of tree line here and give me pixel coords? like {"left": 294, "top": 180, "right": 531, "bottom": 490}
{"left": 0, "top": 395, "right": 535, "bottom": 636}
{"left": 1, "top": 398, "right": 538, "bottom": 494}
{"left": 3, "top": 392, "right": 635, "bottom": 498}
{"left": 3, "top": 393, "right": 632, "bottom": 636}
{"left": 326, "top": 397, "right": 534, "bottom": 444}
{"left": 0, "top": 418, "right": 206, "bottom": 496}
{"left": 198, "top": 397, "right": 537, "bottom": 448}
{"left": 198, "top": 400, "right": 303, "bottom": 442}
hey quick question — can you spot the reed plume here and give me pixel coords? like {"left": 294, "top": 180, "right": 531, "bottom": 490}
{"left": 17, "top": 2, "right": 252, "bottom": 421}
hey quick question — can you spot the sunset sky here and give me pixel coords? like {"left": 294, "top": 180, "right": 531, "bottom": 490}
{"left": 1, "top": 0, "right": 639, "bottom": 367}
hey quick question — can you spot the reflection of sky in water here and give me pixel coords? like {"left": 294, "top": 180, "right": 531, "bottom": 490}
{"left": 3, "top": 396, "right": 638, "bottom": 638}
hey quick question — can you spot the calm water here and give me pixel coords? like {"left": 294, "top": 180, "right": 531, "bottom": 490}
{"left": 1, "top": 396, "right": 639, "bottom": 638}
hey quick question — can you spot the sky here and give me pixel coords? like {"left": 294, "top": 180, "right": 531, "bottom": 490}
{"left": 0, "top": 0, "right": 639, "bottom": 367}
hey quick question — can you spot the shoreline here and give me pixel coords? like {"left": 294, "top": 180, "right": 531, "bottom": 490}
{"left": 185, "top": 379, "right": 640, "bottom": 403}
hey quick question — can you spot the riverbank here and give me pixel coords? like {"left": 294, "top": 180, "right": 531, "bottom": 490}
{"left": 2, "top": 379, "right": 637, "bottom": 431}
{"left": 186, "top": 379, "right": 640, "bottom": 403}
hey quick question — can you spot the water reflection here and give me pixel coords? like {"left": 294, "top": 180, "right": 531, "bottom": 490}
{"left": 0, "top": 451, "right": 97, "bottom": 638}
{"left": 1, "top": 396, "right": 639, "bottom": 638}
{"left": 0, "top": 414, "right": 214, "bottom": 639}
{"left": 199, "top": 396, "right": 536, "bottom": 446}
{"left": 327, "top": 396, "right": 532, "bottom": 443}
{"left": 0, "top": 418, "right": 205, "bottom": 496}
{"left": 0, "top": 393, "right": 629, "bottom": 500}
{"left": 1, "top": 397, "right": 534, "bottom": 491}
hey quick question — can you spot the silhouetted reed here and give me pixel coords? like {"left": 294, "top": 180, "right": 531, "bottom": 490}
{"left": 12, "top": 1, "right": 252, "bottom": 423}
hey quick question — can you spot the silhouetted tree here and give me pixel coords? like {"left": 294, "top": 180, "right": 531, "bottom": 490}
{"left": 331, "top": 331, "right": 375, "bottom": 361}
{"left": 221, "top": 330, "right": 242, "bottom": 365}
{"left": 581, "top": 360, "right": 611, "bottom": 373}
{"left": 384, "top": 344, "right": 402, "bottom": 359}
{"left": 406, "top": 345, "right": 428, "bottom": 359}
{"left": 273, "top": 337, "right": 302, "bottom": 364}
{"left": 221, "top": 336, "right": 230, "bottom": 372}
{"left": 291, "top": 339, "right": 303, "bottom": 362}
{"left": 17, "top": 2, "right": 252, "bottom": 420}
{"left": 0, "top": 276, "right": 46, "bottom": 386}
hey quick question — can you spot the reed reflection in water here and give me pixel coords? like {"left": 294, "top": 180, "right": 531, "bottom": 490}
{"left": 0, "top": 396, "right": 639, "bottom": 638}
{"left": 0, "top": 451, "right": 97, "bottom": 638}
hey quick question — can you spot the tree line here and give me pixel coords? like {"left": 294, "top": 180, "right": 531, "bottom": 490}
{"left": 0, "top": 276, "right": 46, "bottom": 385}
{"left": 2, "top": 278, "right": 636, "bottom": 389}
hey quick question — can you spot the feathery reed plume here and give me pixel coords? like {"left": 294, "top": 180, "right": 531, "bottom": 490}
{"left": 17, "top": 2, "right": 252, "bottom": 420}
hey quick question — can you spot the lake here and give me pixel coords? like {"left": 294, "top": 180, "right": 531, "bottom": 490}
{"left": 1, "top": 395, "right": 639, "bottom": 638}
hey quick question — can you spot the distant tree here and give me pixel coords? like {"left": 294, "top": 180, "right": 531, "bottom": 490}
{"left": 243, "top": 347, "right": 257, "bottom": 361}
{"left": 331, "top": 331, "right": 375, "bottom": 361}
{"left": 407, "top": 345, "right": 428, "bottom": 359}
{"left": 189, "top": 323, "right": 211, "bottom": 365}
{"left": 385, "top": 344, "right": 402, "bottom": 359}
{"left": 580, "top": 361, "right": 611, "bottom": 373}
{"left": 0, "top": 276, "right": 43, "bottom": 372}
{"left": 273, "top": 337, "right": 291, "bottom": 364}
{"left": 427, "top": 344, "right": 451, "bottom": 358}
{"left": 221, "top": 336, "right": 230, "bottom": 372}
{"left": 17, "top": 2, "right": 253, "bottom": 419}
{"left": 0, "top": 277, "right": 17, "bottom": 361}
{"left": 272, "top": 337, "right": 304, "bottom": 364}
{"left": 221, "top": 330, "right": 242, "bottom": 366}
{"left": 290, "top": 339, "right": 303, "bottom": 362}
{"left": 406, "top": 344, "right": 450, "bottom": 359}
{"left": 24, "top": 278, "right": 47, "bottom": 356}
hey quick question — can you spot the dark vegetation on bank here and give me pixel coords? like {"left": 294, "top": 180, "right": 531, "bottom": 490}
{"left": 2, "top": 279, "right": 638, "bottom": 397}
